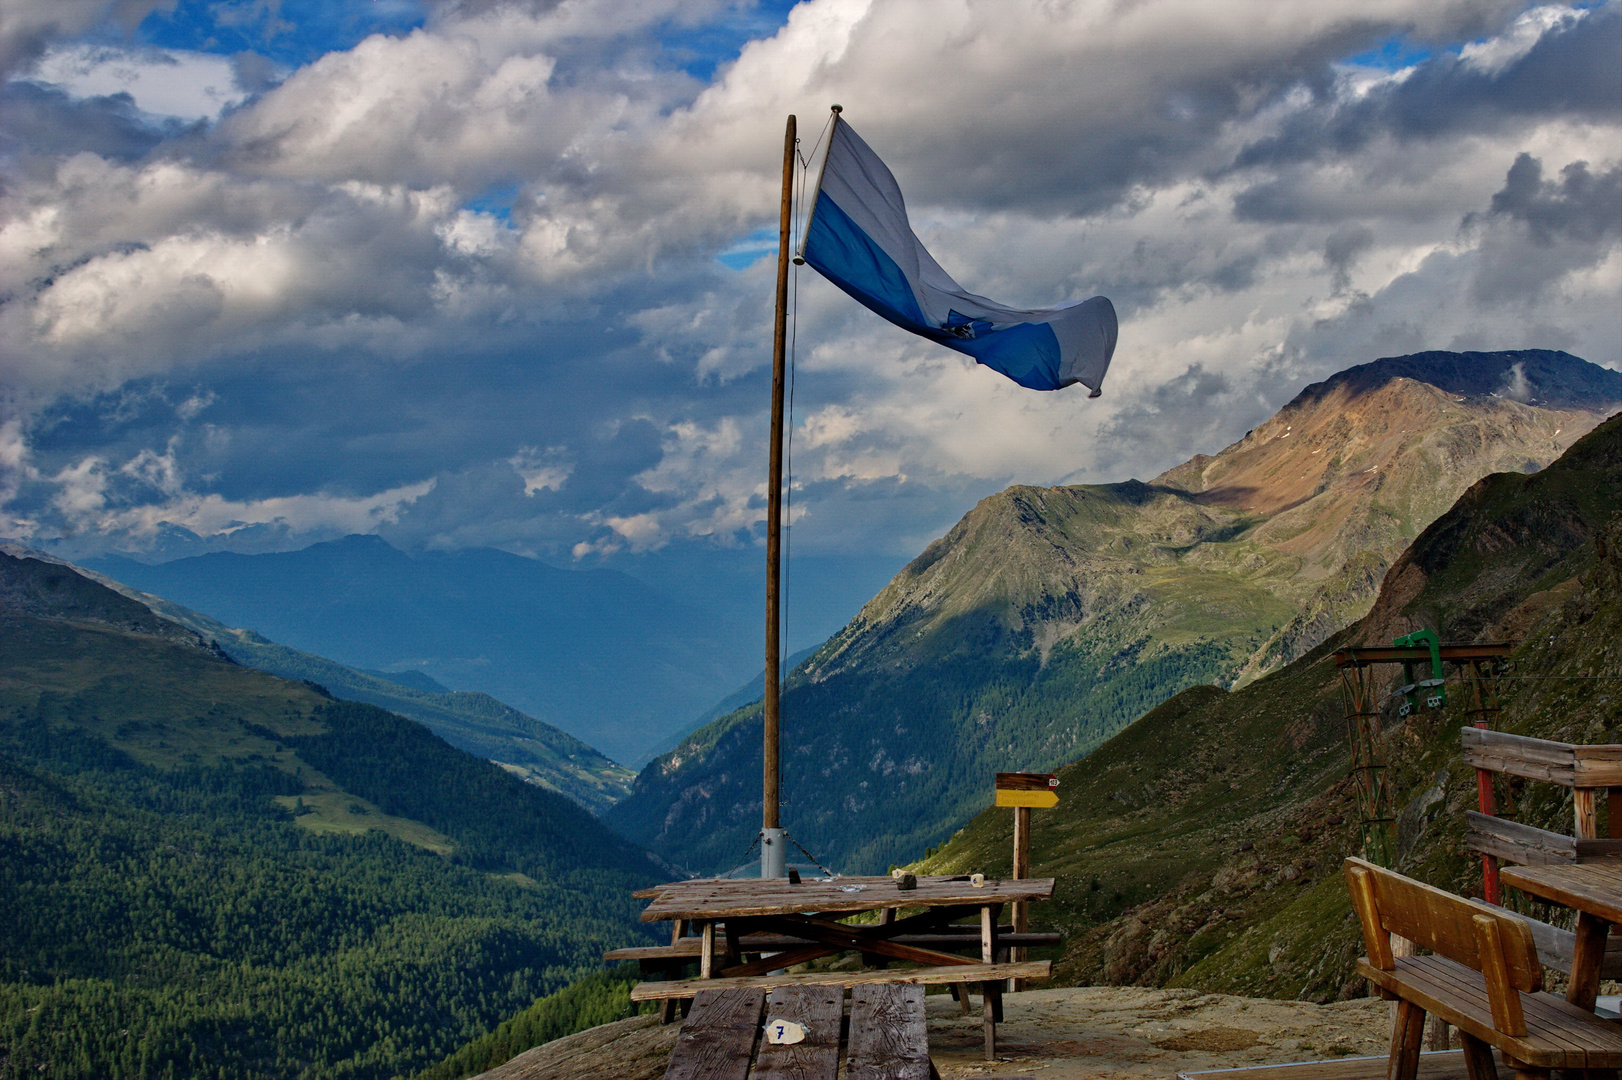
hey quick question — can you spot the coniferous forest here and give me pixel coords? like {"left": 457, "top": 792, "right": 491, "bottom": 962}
{"left": 0, "top": 582, "right": 661, "bottom": 1080}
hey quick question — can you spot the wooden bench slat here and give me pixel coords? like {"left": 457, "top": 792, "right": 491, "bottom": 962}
{"left": 662, "top": 987, "right": 764, "bottom": 1080}
{"left": 1421, "top": 960, "right": 1597, "bottom": 1060}
{"left": 629, "top": 960, "right": 1049, "bottom": 1001}
{"left": 606, "top": 929, "right": 1061, "bottom": 961}
{"left": 846, "top": 983, "right": 931, "bottom": 1080}
{"left": 1359, "top": 955, "right": 1622, "bottom": 1068}
{"left": 1417, "top": 954, "right": 1600, "bottom": 1059}
{"left": 752, "top": 985, "right": 844, "bottom": 1080}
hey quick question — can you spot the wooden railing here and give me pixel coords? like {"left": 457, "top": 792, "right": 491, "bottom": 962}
{"left": 1460, "top": 727, "right": 1622, "bottom": 978}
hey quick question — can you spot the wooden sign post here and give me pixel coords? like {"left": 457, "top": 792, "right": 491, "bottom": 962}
{"left": 995, "top": 772, "right": 1058, "bottom": 990}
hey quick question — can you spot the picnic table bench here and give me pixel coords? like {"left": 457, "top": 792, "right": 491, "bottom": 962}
{"left": 1345, "top": 856, "right": 1622, "bottom": 1080}
{"left": 661, "top": 983, "right": 940, "bottom": 1080}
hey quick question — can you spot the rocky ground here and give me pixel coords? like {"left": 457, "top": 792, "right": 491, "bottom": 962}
{"left": 471, "top": 985, "right": 1395, "bottom": 1080}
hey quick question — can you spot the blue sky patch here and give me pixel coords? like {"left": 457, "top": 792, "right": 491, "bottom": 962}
{"left": 135, "top": 0, "right": 427, "bottom": 69}
{"left": 656, "top": 0, "right": 800, "bottom": 81}
{"left": 716, "top": 226, "right": 779, "bottom": 270}
{"left": 1345, "top": 35, "right": 1436, "bottom": 70}
{"left": 466, "top": 183, "right": 522, "bottom": 224}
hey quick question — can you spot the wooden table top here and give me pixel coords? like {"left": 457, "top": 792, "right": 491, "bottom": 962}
{"left": 1500, "top": 861, "right": 1622, "bottom": 923}
{"left": 639, "top": 874, "right": 1055, "bottom": 922}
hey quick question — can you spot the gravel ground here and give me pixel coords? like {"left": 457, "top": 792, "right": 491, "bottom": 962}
{"left": 472, "top": 985, "right": 1396, "bottom": 1080}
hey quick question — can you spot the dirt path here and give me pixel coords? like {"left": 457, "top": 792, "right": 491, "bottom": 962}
{"left": 929, "top": 986, "right": 1389, "bottom": 1078}
{"left": 473, "top": 986, "right": 1393, "bottom": 1080}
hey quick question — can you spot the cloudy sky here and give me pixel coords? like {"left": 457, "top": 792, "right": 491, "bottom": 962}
{"left": 2, "top": 0, "right": 1619, "bottom": 646}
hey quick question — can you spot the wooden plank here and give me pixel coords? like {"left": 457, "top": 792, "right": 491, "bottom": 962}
{"left": 640, "top": 875, "right": 1054, "bottom": 922}
{"left": 606, "top": 930, "right": 1060, "bottom": 962}
{"left": 608, "top": 942, "right": 704, "bottom": 961}
{"left": 846, "top": 982, "right": 931, "bottom": 1080}
{"left": 628, "top": 960, "right": 1050, "bottom": 1001}
{"left": 1464, "top": 812, "right": 1592, "bottom": 867}
{"left": 995, "top": 772, "right": 1055, "bottom": 791}
{"left": 1572, "top": 747, "right": 1622, "bottom": 788}
{"left": 752, "top": 985, "right": 843, "bottom": 1080}
{"left": 1461, "top": 729, "right": 1580, "bottom": 786}
{"left": 662, "top": 987, "right": 763, "bottom": 1080}
{"left": 1499, "top": 862, "right": 1622, "bottom": 923}
{"left": 1459, "top": 729, "right": 1622, "bottom": 788}
{"left": 1175, "top": 1048, "right": 1486, "bottom": 1080}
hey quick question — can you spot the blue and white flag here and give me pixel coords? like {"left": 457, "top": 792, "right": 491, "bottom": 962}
{"left": 799, "top": 118, "right": 1117, "bottom": 395}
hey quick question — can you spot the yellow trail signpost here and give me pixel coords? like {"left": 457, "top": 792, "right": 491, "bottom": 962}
{"left": 994, "top": 772, "right": 1059, "bottom": 989}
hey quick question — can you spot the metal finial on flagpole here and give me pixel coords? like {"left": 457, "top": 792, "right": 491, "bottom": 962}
{"left": 830, "top": 104, "right": 842, "bottom": 112}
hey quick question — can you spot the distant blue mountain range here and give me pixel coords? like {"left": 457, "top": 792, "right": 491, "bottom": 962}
{"left": 87, "top": 534, "right": 754, "bottom": 765}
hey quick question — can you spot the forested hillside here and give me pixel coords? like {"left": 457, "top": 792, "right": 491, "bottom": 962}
{"left": 918, "top": 411, "right": 1622, "bottom": 999}
{"left": 0, "top": 554, "right": 662, "bottom": 1080}
{"left": 608, "top": 350, "right": 1621, "bottom": 874}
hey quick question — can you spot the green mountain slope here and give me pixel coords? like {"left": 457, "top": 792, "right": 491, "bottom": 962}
{"left": 915, "top": 411, "right": 1622, "bottom": 1000}
{"left": 3, "top": 546, "right": 634, "bottom": 814}
{"left": 607, "top": 350, "right": 1621, "bottom": 874}
{"left": 0, "top": 554, "right": 661, "bottom": 1080}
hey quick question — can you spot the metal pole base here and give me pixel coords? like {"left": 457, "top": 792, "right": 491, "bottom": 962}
{"left": 761, "top": 828, "right": 787, "bottom": 879}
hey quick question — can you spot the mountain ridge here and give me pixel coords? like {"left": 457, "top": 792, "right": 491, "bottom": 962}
{"left": 607, "top": 349, "right": 1620, "bottom": 874}
{"left": 5, "top": 541, "right": 635, "bottom": 813}
{"left": 81, "top": 534, "right": 757, "bottom": 765}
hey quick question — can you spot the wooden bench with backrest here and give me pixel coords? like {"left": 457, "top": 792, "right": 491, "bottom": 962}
{"left": 660, "top": 982, "right": 941, "bottom": 1080}
{"left": 1344, "top": 856, "right": 1622, "bottom": 1080}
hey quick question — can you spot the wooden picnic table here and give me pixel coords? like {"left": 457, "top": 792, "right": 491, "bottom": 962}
{"left": 1500, "top": 860, "right": 1621, "bottom": 1013}
{"left": 637, "top": 873, "right": 1054, "bottom": 1059}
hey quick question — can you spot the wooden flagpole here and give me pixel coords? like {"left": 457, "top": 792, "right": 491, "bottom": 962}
{"left": 762, "top": 113, "right": 796, "bottom": 878}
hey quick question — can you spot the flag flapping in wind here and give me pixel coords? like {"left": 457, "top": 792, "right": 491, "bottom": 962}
{"left": 798, "top": 118, "right": 1117, "bottom": 394}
